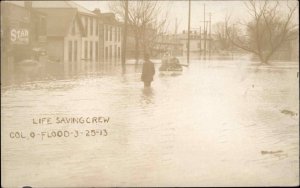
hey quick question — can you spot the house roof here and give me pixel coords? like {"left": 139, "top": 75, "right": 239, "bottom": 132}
{"left": 36, "top": 8, "right": 78, "bottom": 37}
{"left": 31, "top": 1, "right": 96, "bottom": 16}
{"left": 31, "top": 1, "right": 96, "bottom": 37}
{"left": 6, "top": 1, "right": 96, "bottom": 15}
{"left": 66, "top": 1, "right": 95, "bottom": 15}
{"left": 4, "top": 1, "right": 25, "bottom": 7}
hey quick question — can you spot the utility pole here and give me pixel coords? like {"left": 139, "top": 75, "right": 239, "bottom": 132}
{"left": 209, "top": 12, "right": 211, "bottom": 58}
{"left": 203, "top": 4, "right": 206, "bottom": 59}
{"left": 175, "top": 18, "right": 178, "bottom": 56}
{"left": 187, "top": 0, "right": 191, "bottom": 66}
{"left": 199, "top": 26, "right": 201, "bottom": 57}
{"left": 122, "top": 0, "right": 128, "bottom": 71}
{"left": 175, "top": 17, "right": 178, "bottom": 35}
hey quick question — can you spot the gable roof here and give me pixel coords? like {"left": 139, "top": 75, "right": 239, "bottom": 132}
{"left": 31, "top": 1, "right": 96, "bottom": 16}
{"left": 66, "top": 1, "right": 95, "bottom": 15}
{"left": 6, "top": 1, "right": 96, "bottom": 16}
{"left": 36, "top": 8, "right": 77, "bottom": 37}
{"left": 31, "top": 1, "right": 95, "bottom": 37}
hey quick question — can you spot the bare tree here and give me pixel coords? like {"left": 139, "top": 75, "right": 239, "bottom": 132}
{"left": 214, "top": 22, "right": 231, "bottom": 51}
{"left": 109, "top": 0, "right": 169, "bottom": 62}
{"left": 225, "top": 0, "right": 298, "bottom": 64}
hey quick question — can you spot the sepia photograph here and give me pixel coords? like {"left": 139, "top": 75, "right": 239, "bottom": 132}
{"left": 1, "top": 0, "right": 299, "bottom": 187}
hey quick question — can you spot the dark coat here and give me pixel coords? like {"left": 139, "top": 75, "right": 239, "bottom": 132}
{"left": 141, "top": 60, "right": 155, "bottom": 82}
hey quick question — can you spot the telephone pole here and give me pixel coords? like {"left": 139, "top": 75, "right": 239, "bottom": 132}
{"left": 209, "top": 12, "right": 211, "bottom": 58}
{"left": 122, "top": 0, "right": 128, "bottom": 71}
{"left": 199, "top": 26, "right": 201, "bottom": 57}
{"left": 187, "top": 0, "right": 191, "bottom": 65}
{"left": 187, "top": 0, "right": 191, "bottom": 66}
{"left": 203, "top": 4, "right": 206, "bottom": 59}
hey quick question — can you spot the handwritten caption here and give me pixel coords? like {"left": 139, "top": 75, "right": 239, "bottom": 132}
{"left": 8, "top": 116, "right": 110, "bottom": 141}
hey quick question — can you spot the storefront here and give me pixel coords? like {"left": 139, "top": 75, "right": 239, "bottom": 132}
{"left": 1, "top": 1, "right": 47, "bottom": 74}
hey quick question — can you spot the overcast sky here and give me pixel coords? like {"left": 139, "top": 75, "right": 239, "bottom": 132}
{"left": 76, "top": 0, "right": 298, "bottom": 34}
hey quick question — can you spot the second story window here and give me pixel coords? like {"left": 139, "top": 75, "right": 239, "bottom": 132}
{"left": 90, "top": 17, "right": 93, "bottom": 36}
{"left": 105, "top": 26, "right": 108, "bottom": 41}
{"left": 96, "top": 21, "right": 99, "bottom": 36}
{"left": 110, "top": 26, "right": 112, "bottom": 41}
{"left": 84, "top": 41, "right": 88, "bottom": 59}
{"left": 85, "top": 17, "right": 88, "bottom": 35}
{"left": 71, "top": 21, "right": 75, "bottom": 35}
{"left": 115, "top": 27, "right": 117, "bottom": 42}
{"left": 118, "top": 27, "right": 121, "bottom": 42}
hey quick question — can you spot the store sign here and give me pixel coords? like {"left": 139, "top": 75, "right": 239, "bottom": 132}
{"left": 10, "top": 28, "right": 29, "bottom": 44}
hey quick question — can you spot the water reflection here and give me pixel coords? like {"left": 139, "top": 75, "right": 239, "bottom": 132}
{"left": 1, "top": 59, "right": 299, "bottom": 186}
{"left": 141, "top": 87, "right": 155, "bottom": 105}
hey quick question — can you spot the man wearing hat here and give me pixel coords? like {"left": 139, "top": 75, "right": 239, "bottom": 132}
{"left": 141, "top": 53, "right": 155, "bottom": 87}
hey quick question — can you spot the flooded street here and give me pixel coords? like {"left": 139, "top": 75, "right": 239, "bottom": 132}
{"left": 1, "top": 59, "right": 299, "bottom": 186}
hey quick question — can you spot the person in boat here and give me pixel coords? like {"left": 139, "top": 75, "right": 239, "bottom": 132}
{"left": 159, "top": 54, "right": 182, "bottom": 71}
{"left": 162, "top": 52, "right": 170, "bottom": 64}
{"left": 141, "top": 53, "right": 155, "bottom": 87}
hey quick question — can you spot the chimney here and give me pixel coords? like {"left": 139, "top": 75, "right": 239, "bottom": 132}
{"left": 93, "top": 8, "right": 101, "bottom": 15}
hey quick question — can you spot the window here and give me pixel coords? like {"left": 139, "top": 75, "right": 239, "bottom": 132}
{"left": 90, "top": 41, "right": 93, "bottom": 61}
{"left": 114, "top": 45, "right": 117, "bottom": 59}
{"left": 110, "top": 26, "right": 112, "bottom": 41}
{"left": 105, "top": 26, "right": 108, "bottom": 41}
{"left": 96, "top": 21, "right": 99, "bottom": 36}
{"left": 116, "top": 28, "right": 118, "bottom": 42}
{"left": 84, "top": 41, "right": 88, "bottom": 59}
{"left": 71, "top": 22, "right": 75, "bottom": 35}
{"left": 95, "top": 42, "right": 98, "bottom": 62}
{"left": 68, "top": 41, "right": 72, "bottom": 62}
{"left": 85, "top": 17, "right": 88, "bottom": 35}
{"left": 118, "top": 28, "right": 121, "bottom": 42}
{"left": 90, "top": 17, "right": 93, "bottom": 35}
{"left": 74, "top": 41, "right": 78, "bottom": 62}
{"left": 105, "top": 47, "right": 108, "bottom": 61}
{"left": 115, "top": 27, "right": 117, "bottom": 42}
{"left": 109, "top": 45, "right": 112, "bottom": 60}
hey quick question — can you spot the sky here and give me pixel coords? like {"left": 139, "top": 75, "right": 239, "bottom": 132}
{"left": 76, "top": 0, "right": 299, "bottom": 34}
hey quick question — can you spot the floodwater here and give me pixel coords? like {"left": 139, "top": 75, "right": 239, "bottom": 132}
{"left": 1, "top": 58, "right": 299, "bottom": 187}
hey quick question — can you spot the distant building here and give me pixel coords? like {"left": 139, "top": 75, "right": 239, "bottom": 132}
{"left": 102, "top": 13, "right": 122, "bottom": 63}
{"left": 177, "top": 29, "right": 215, "bottom": 57}
{"left": 154, "top": 34, "right": 183, "bottom": 57}
{"left": 32, "top": 1, "right": 99, "bottom": 73}
{"left": 4, "top": 1, "right": 123, "bottom": 74}
{"left": 1, "top": 1, "right": 122, "bottom": 74}
{"left": 1, "top": 1, "right": 47, "bottom": 79}
{"left": 154, "top": 29, "right": 218, "bottom": 58}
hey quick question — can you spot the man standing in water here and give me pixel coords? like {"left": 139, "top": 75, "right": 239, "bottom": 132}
{"left": 141, "top": 54, "right": 155, "bottom": 87}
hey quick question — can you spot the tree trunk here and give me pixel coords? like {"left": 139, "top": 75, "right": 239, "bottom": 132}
{"left": 134, "top": 37, "right": 139, "bottom": 64}
{"left": 259, "top": 55, "right": 270, "bottom": 65}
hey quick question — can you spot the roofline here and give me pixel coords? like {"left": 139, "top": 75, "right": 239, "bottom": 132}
{"left": 64, "top": 11, "right": 78, "bottom": 36}
{"left": 66, "top": 1, "right": 97, "bottom": 16}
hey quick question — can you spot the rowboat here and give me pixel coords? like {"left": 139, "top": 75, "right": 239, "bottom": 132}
{"left": 159, "top": 56, "right": 183, "bottom": 73}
